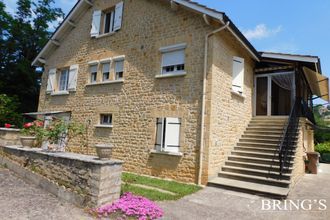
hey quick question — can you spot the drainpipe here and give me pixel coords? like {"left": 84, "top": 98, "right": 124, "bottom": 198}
{"left": 198, "top": 21, "right": 230, "bottom": 185}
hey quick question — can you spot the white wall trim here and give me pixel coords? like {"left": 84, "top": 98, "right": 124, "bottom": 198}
{"left": 159, "top": 43, "right": 187, "bottom": 53}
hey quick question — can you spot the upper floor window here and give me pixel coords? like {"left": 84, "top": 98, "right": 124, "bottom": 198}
{"left": 115, "top": 59, "right": 124, "bottom": 80}
{"left": 160, "top": 43, "right": 186, "bottom": 75}
{"left": 102, "top": 62, "right": 110, "bottom": 81}
{"left": 90, "top": 2, "right": 124, "bottom": 37}
{"left": 90, "top": 64, "right": 98, "bottom": 83}
{"left": 59, "top": 69, "right": 69, "bottom": 91}
{"left": 46, "top": 65, "right": 79, "bottom": 95}
{"left": 232, "top": 56, "right": 245, "bottom": 94}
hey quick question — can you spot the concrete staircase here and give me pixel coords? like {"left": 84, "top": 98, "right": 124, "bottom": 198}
{"left": 208, "top": 116, "right": 299, "bottom": 198}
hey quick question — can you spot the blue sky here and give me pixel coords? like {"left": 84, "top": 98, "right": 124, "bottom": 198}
{"left": 3, "top": 0, "right": 329, "bottom": 103}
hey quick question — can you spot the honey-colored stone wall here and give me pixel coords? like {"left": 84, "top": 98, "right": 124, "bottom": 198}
{"left": 38, "top": 0, "right": 256, "bottom": 184}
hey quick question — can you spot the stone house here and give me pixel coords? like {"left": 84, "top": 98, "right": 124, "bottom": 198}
{"left": 32, "top": 0, "right": 329, "bottom": 197}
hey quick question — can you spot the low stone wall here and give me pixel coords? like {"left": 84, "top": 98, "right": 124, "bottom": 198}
{"left": 0, "top": 128, "right": 20, "bottom": 146}
{"left": 0, "top": 146, "right": 123, "bottom": 207}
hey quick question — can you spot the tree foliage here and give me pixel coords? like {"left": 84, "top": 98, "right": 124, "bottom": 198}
{"left": 0, "top": 0, "right": 64, "bottom": 115}
{"left": 0, "top": 94, "right": 22, "bottom": 127}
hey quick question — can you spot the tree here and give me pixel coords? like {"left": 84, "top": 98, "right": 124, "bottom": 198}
{"left": 0, "top": 94, "right": 22, "bottom": 127}
{"left": 0, "top": 0, "right": 64, "bottom": 115}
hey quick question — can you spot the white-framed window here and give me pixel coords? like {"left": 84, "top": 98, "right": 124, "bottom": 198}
{"left": 100, "top": 114, "right": 112, "bottom": 125}
{"left": 232, "top": 56, "right": 245, "bottom": 93}
{"left": 155, "top": 117, "right": 181, "bottom": 153}
{"left": 102, "top": 62, "right": 111, "bottom": 81}
{"left": 114, "top": 59, "right": 124, "bottom": 80}
{"left": 160, "top": 43, "right": 186, "bottom": 75}
{"left": 90, "top": 2, "right": 124, "bottom": 37}
{"left": 59, "top": 69, "right": 69, "bottom": 91}
{"left": 90, "top": 64, "right": 98, "bottom": 83}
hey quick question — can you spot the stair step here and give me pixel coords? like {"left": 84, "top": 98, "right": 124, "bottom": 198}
{"left": 238, "top": 142, "right": 279, "bottom": 147}
{"left": 250, "top": 121, "right": 287, "bottom": 125}
{"left": 231, "top": 150, "right": 295, "bottom": 159}
{"left": 234, "top": 146, "right": 280, "bottom": 154}
{"left": 242, "top": 134, "right": 282, "bottom": 140}
{"left": 246, "top": 127, "right": 284, "bottom": 131}
{"left": 208, "top": 177, "right": 289, "bottom": 198}
{"left": 225, "top": 161, "right": 292, "bottom": 173}
{"left": 218, "top": 171, "right": 291, "bottom": 187}
{"left": 244, "top": 130, "right": 284, "bottom": 135}
{"left": 222, "top": 166, "right": 291, "bottom": 180}
{"left": 228, "top": 155, "right": 294, "bottom": 166}
{"left": 239, "top": 138, "right": 281, "bottom": 144}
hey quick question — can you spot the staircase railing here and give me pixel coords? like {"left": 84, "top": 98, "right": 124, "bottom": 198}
{"left": 279, "top": 98, "right": 301, "bottom": 174}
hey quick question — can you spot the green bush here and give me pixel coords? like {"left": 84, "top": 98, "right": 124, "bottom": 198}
{"left": 0, "top": 94, "right": 22, "bottom": 128}
{"left": 315, "top": 142, "right": 330, "bottom": 155}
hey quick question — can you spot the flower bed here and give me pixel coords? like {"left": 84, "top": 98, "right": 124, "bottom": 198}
{"left": 91, "top": 193, "right": 163, "bottom": 220}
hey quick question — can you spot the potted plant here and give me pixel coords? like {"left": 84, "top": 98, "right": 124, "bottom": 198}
{"left": 95, "top": 144, "right": 114, "bottom": 160}
{"left": 20, "top": 120, "right": 44, "bottom": 148}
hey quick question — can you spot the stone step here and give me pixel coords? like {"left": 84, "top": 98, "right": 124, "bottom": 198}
{"left": 239, "top": 138, "right": 281, "bottom": 144}
{"left": 242, "top": 134, "right": 282, "bottom": 140}
{"left": 237, "top": 142, "right": 279, "bottom": 148}
{"left": 218, "top": 171, "right": 291, "bottom": 187}
{"left": 221, "top": 166, "right": 291, "bottom": 180}
{"left": 246, "top": 127, "right": 285, "bottom": 131}
{"left": 231, "top": 150, "right": 295, "bottom": 160}
{"left": 244, "top": 130, "right": 284, "bottom": 135}
{"left": 208, "top": 177, "right": 289, "bottom": 198}
{"left": 252, "top": 116, "right": 288, "bottom": 120}
{"left": 225, "top": 161, "right": 292, "bottom": 173}
{"left": 250, "top": 121, "right": 287, "bottom": 125}
{"left": 227, "top": 155, "right": 294, "bottom": 166}
{"left": 234, "top": 146, "right": 283, "bottom": 154}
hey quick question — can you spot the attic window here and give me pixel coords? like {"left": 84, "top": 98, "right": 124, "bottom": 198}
{"left": 90, "top": 2, "right": 124, "bottom": 37}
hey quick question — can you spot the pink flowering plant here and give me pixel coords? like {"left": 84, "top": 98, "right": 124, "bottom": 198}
{"left": 90, "top": 193, "right": 163, "bottom": 220}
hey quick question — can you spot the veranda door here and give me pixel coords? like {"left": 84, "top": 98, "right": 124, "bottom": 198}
{"left": 254, "top": 72, "right": 295, "bottom": 116}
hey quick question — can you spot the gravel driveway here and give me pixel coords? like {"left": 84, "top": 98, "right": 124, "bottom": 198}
{"left": 0, "top": 168, "right": 93, "bottom": 220}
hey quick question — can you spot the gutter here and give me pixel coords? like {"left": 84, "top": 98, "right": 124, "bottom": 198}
{"left": 198, "top": 21, "right": 230, "bottom": 185}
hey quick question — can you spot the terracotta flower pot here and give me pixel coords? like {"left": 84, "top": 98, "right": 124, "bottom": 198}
{"left": 20, "top": 136, "right": 36, "bottom": 148}
{"left": 95, "top": 144, "right": 114, "bottom": 160}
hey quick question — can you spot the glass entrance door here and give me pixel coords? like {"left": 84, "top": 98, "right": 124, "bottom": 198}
{"left": 255, "top": 72, "right": 295, "bottom": 116}
{"left": 256, "top": 77, "right": 268, "bottom": 116}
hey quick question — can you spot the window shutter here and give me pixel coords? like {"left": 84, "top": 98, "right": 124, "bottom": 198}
{"left": 162, "top": 50, "right": 185, "bottom": 67}
{"left": 232, "top": 57, "right": 244, "bottom": 93}
{"left": 155, "top": 118, "right": 164, "bottom": 151}
{"left": 113, "top": 2, "right": 124, "bottom": 31}
{"left": 164, "top": 118, "right": 181, "bottom": 153}
{"left": 46, "top": 68, "right": 56, "bottom": 94}
{"left": 68, "top": 64, "right": 79, "bottom": 91}
{"left": 102, "top": 63, "right": 110, "bottom": 73}
{"left": 91, "top": 10, "right": 102, "bottom": 37}
{"left": 115, "top": 60, "right": 124, "bottom": 73}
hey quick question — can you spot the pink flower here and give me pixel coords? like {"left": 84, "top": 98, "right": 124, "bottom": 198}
{"left": 4, "top": 123, "right": 11, "bottom": 128}
{"left": 34, "top": 121, "right": 44, "bottom": 127}
{"left": 24, "top": 122, "right": 34, "bottom": 129}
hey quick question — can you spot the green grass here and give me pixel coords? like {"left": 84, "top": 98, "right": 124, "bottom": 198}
{"left": 121, "top": 172, "right": 202, "bottom": 201}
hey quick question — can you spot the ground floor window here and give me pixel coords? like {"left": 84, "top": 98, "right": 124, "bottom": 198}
{"left": 155, "top": 117, "right": 181, "bottom": 153}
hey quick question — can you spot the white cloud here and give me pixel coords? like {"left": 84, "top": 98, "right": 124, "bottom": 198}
{"left": 243, "top": 24, "right": 282, "bottom": 41}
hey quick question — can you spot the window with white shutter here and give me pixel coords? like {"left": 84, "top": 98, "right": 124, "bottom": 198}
{"left": 90, "top": 64, "right": 98, "bottom": 83}
{"left": 102, "top": 62, "right": 110, "bottom": 82}
{"left": 155, "top": 117, "right": 181, "bottom": 153}
{"left": 68, "top": 64, "right": 79, "bottom": 91}
{"left": 91, "top": 10, "right": 102, "bottom": 37}
{"left": 46, "top": 68, "right": 57, "bottom": 94}
{"left": 114, "top": 59, "right": 124, "bottom": 80}
{"left": 58, "top": 69, "right": 69, "bottom": 91}
{"left": 91, "top": 2, "right": 124, "bottom": 37}
{"left": 160, "top": 44, "right": 186, "bottom": 75}
{"left": 232, "top": 56, "right": 244, "bottom": 93}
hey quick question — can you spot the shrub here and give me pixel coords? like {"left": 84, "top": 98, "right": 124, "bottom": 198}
{"left": 315, "top": 142, "right": 330, "bottom": 155}
{"left": 0, "top": 94, "right": 22, "bottom": 128}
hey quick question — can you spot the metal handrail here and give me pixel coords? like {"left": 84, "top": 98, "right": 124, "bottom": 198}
{"left": 279, "top": 98, "right": 301, "bottom": 174}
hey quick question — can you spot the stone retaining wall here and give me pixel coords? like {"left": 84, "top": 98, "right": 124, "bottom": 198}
{"left": 0, "top": 146, "right": 123, "bottom": 207}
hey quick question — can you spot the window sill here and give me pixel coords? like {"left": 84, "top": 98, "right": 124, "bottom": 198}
{"left": 95, "top": 32, "right": 115, "bottom": 39}
{"left": 86, "top": 80, "right": 124, "bottom": 86}
{"left": 50, "top": 91, "right": 70, "bottom": 96}
{"left": 231, "top": 90, "right": 246, "bottom": 99}
{"left": 155, "top": 72, "right": 187, "bottom": 79}
{"left": 95, "top": 125, "right": 113, "bottom": 128}
{"left": 150, "top": 149, "right": 183, "bottom": 157}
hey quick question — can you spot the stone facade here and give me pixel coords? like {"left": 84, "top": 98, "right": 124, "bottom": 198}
{"left": 0, "top": 145, "right": 123, "bottom": 207}
{"left": 0, "top": 128, "right": 21, "bottom": 146}
{"left": 37, "top": 0, "right": 256, "bottom": 184}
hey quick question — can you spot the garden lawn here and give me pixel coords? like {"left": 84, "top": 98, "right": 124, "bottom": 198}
{"left": 121, "top": 172, "right": 201, "bottom": 201}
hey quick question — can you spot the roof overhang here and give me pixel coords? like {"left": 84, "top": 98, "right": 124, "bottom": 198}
{"left": 303, "top": 67, "right": 329, "bottom": 102}
{"left": 32, "top": 0, "right": 260, "bottom": 66}
{"left": 261, "top": 52, "right": 319, "bottom": 63}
